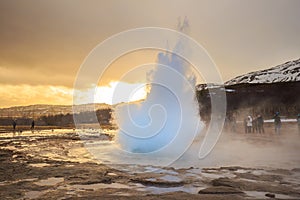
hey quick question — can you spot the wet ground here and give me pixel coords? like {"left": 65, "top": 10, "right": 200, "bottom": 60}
{"left": 0, "top": 125, "right": 300, "bottom": 199}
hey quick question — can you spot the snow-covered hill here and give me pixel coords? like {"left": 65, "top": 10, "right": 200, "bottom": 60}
{"left": 225, "top": 58, "right": 300, "bottom": 85}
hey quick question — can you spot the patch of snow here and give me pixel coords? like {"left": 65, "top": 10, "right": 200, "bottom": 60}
{"left": 264, "top": 119, "right": 297, "bottom": 123}
{"left": 34, "top": 177, "right": 64, "bottom": 186}
{"left": 146, "top": 185, "right": 200, "bottom": 194}
{"left": 29, "top": 163, "right": 51, "bottom": 168}
{"left": 225, "top": 58, "right": 300, "bottom": 85}
{"left": 159, "top": 175, "right": 182, "bottom": 182}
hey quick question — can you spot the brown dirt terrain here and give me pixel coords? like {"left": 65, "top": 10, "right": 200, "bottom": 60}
{"left": 0, "top": 124, "right": 299, "bottom": 199}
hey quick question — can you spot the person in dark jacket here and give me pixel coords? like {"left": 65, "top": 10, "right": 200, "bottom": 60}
{"left": 297, "top": 114, "right": 300, "bottom": 134}
{"left": 274, "top": 112, "right": 281, "bottom": 134}
{"left": 252, "top": 117, "right": 258, "bottom": 133}
{"left": 257, "top": 114, "right": 264, "bottom": 134}
{"left": 12, "top": 119, "right": 17, "bottom": 131}
{"left": 230, "top": 114, "right": 237, "bottom": 133}
{"left": 31, "top": 120, "right": 35, "bottom": 130}
{"left": 243, "top": 117, "right": 247, "bottom": 133}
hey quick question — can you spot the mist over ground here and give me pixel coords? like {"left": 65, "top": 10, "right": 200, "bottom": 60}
{"left": 173, "top": 122, "right": 300, "bottom": 169}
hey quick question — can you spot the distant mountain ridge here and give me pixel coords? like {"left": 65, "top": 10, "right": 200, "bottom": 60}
{"left": 0, "top": 103, "right": 112, "bottom": 118}
{"left": 225, "top": 58, "right": 300, "bottom": 85}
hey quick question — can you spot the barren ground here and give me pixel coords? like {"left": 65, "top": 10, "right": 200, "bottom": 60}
{"left": 0, "top": 123, "right": 299, "bottom": 199}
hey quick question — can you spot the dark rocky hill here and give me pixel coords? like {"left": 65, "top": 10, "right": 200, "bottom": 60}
{"left": 197, "top": 59, "right": 300, "bottom": 121}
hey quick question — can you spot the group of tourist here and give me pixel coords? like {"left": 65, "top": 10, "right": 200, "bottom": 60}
{"left": 244, "top": 112, "right": 300, "bottom": 134}
{"left": 225, "top": 111, "right": 300, "bottom": 134}
{"left": 244, "top": 114, "right": 265, "bottom": 134}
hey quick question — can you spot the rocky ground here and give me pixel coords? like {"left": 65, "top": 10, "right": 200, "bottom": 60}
{"left": 0, "top": 127, "right": 300, "bottom": 199}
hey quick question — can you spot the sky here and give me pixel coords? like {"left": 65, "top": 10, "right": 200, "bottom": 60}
{"left": 0, "top": 0, "right": 299, "bottom": 107}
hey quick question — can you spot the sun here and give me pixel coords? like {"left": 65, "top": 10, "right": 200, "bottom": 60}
{"left": 94, "top": 81, "right": 147, "bottom": 105}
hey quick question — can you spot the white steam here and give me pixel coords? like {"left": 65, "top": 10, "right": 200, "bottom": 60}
{"left": 115, "top": 20, "right": 203, "bottom": 158}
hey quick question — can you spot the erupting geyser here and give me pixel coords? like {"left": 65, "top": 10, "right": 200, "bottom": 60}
{"left": 73, "top": 21, "right": 226, "bottom": 166}
{"left": 115, "top": 21, "right": 203, "bottom": 156}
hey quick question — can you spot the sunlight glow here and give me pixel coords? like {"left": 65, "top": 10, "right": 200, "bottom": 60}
{"left": 0, "top": 81, "right": 147, "bottom": 108}
{"left": 95, "top": 81, "right": 147, "bottom": 105}
{"left": 74, "top": 81, "right": 147, "bottom": 105}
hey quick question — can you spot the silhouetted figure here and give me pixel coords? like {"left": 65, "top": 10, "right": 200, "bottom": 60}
{"left": 297, "top": 114, "right": 300, "bottom": 133}
{"left": 225, "top": 114, "right": 235, "bottom": 132}
{"left": 246, "top": 116, "right": 253, "bottom": 133}
{"left": 230, "top": 115, "right": 237, "bottom": 133}
{"left": 274, "top": 112, "right": 281, "bottom": 134}
{"left": 252, "top": 117, "right": 258, "bottom": 133}
{"left": 12, "top": 120, "right": 17, "bottom": 131}
{"left": 31, "top": 120, "right": 35, "bottom": 130}
{"left": 243, "top": 117, "right": 247, "bottom": 133}
{"left": 224, "top": 116, "right": 230, "bottom": 131}
{"left": 257, "top": 114, "right": 265, "bottom": 133}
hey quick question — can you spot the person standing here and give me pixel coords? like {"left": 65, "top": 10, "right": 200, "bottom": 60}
{"left": 274, "top": 112, "right": 281, "bottom": 134}
{"left": 257, "top": 114, "right": 265, "bottom": 134}
{"left": 252, "top": 116, "right": 258, "bottom": 133}
{"left": 31, "top": 120, "right": 35, "bottom": 131}
{"left": 297, "top": 114, "right": 300, "bottom": 134}
{"left": 230, "top": 114, "right": 237, "bottom": 133}
{"left": 243, "top": 117, "right": 247, "bottom": 133}
{"left": 12, "top": 119, "right": 17, "bottom": 131}
{"left": 246, "top": 116, "right": 253, "bottom": 133}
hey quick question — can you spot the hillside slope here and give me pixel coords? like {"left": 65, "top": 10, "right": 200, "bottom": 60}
{"left": 225, "top": 58, "right": 300, "bottom": 85}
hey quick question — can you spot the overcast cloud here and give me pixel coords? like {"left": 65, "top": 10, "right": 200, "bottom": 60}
{"left": 0, "top": 0, "right": 299, "bottom": 107}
